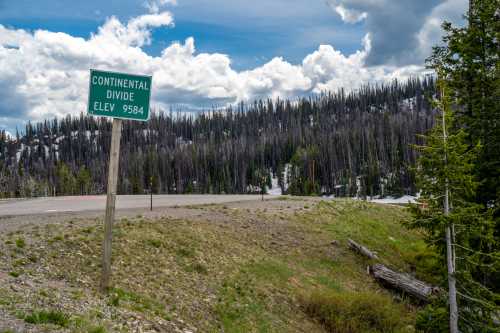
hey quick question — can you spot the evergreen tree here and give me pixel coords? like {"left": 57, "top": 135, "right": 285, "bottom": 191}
{"left": 77, "top": 167, "right": 92, "bottom": 195}
{"left": 56, "top": 162, "right": 77, "bottom": 195}
{"left": 419, "top": 1, "right": 500, "bottom": 330}
{"left": 428, "top": 0, "right": 500, "bottom": 210}
{"left": 410, "top": 72, "right": 499, "bottom": 333}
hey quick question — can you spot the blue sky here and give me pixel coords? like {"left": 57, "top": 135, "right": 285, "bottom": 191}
{"left": 0, "top": 0, "right": 467, "bottom": 133}
{"left": 0, "top": 0, "right": 364, "bottom": 70}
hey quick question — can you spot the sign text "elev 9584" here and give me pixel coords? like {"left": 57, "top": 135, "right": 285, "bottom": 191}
{"left": 87, "top": 69, "right": 152, "bottom": 121}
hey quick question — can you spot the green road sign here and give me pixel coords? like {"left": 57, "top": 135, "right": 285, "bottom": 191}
{"left": 88, "top": 69, "right": 152, "bottom": 121}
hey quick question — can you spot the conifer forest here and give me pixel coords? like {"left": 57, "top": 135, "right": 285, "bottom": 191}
{"left": 0, "top": 78, "right": 436, "bottom": 199}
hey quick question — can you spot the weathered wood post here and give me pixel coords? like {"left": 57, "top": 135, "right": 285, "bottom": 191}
{"left": 100, "top": 118, "right": 122, "bottom": 292}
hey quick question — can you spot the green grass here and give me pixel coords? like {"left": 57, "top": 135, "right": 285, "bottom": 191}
{"left": 15, "top": 237, "right": 25, "bottom": 248}
{"left": 216, "top": 272, "right": 275, "bottom": 333}
{"left": 88, "top": 326, "right": 107, "bottom": 333}
{"left": 81, "top": 226, "right": 94, "bottom": 234}
{"left": 301, "top": 291, "right": 412, "bottom": 333}
{"left": 8, "top": 271, "right": 20, "bottom": 278}
{"left": 185, "top": 262, "right": 208, "bottom": 274}
{"left": 144, "top": 238, "right": 162, "bottom": 248}
{"left": 298, "top": 200, "right": 439, "bottom": 281}
{"left": 313, "top": 275, "right": 343, "bottom": 291}
{"left": 48, "top": 234, "right": 64, "bottom": 244}
{"left": 12, "top": 259, "right": 27, "bottom": 267}
{"left": 24, "top": 310, "right": 70, "bottom": 327}
{"left": 108, "top": 287, "right": 169, "bottom": 318}
{"left": 244, "top": 260, "right": 293, "bottom": 284}
{"left": 213, "top": 200, "right": 432, "bottom": 332}
{"left": 273, "top": 196, "right": 302, "bottom": 201}
{"left": 175, "top": 245, "right": 196, "bottom": 258}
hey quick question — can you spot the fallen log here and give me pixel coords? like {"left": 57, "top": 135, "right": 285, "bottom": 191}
{"left": 369, "top": 263, "right": 440, "bottom": 302}
{"left": 346, "top": 238, "right": 440, "bottom": 302}
{"left": 347, "top": 238, "right": 379, "bottom": 260}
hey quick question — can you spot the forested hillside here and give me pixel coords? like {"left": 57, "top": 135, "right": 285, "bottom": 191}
{"left": 0, "top": 77, "right": 436, "bottom": 198}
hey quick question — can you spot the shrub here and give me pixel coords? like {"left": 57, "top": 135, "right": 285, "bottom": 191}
{"left": 301, "top": 291, "right": 410, "bottom": 333}
{"left": 415, "top": 298, "right": 449, "bottom": 333}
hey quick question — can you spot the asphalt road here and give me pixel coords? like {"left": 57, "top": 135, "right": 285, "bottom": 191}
{"left": 0, "top": 194, "right": 264, "bottom": 217}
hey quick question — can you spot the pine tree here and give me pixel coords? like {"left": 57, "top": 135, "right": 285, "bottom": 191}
{"left": 77, "top": 167, "right": 92, "bottom": 195}
{"left": 410, "top": 71, "right": 499, "bottom": 332}
{"left": 428, "top": 0, "right": 500, "bottom": 208}
{"left": 419, "top": 1, "right": 500, "bottom": 330}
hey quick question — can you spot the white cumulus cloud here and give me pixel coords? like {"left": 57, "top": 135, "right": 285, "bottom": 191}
{"left": 0, "top": 10, "right": 429, "bottom": 131}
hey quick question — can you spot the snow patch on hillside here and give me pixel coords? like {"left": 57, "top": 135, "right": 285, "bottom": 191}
{"left": 400, "top": 97, "right": 417, "bottom": 111}
{"left": 370, "top": 195, "right": 417, "bottom": 204}
{"left": 267, "top": 174, "right": 282, "bottom": 195}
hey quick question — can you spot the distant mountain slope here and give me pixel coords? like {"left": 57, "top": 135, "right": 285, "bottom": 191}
{"left": 0, "top": 77, "right": 436, "bottom": 198}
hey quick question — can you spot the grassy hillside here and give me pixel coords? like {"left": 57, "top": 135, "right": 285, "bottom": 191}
{"left": 0, "top": 199, "right": 439, "bottom": 332}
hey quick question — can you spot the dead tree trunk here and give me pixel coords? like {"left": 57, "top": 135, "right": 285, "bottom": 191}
{"left": 347, "top": 238, "right": 379, "bottom": 260}
{"left": 369, "top": 264, "right": 440, "bottom": 302}
{"left": 440, "top": 73, "right": 458, "bottom": 332}
{"left": 346, "top": 238, "right": 440, "bottom": 302}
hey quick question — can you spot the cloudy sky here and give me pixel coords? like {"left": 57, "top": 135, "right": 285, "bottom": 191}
{"left": 0, "top": 0, "right": 467, "bottom": 133}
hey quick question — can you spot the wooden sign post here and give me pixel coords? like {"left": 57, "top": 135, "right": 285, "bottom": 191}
{"left": 150, "top": 176, "right": 153, "bottom": 211}
{"left": 87, "top": 69, "right": 152, "bottom": 292}
{"left": 101, "top": 118, "right": 122, "bottom": 291}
